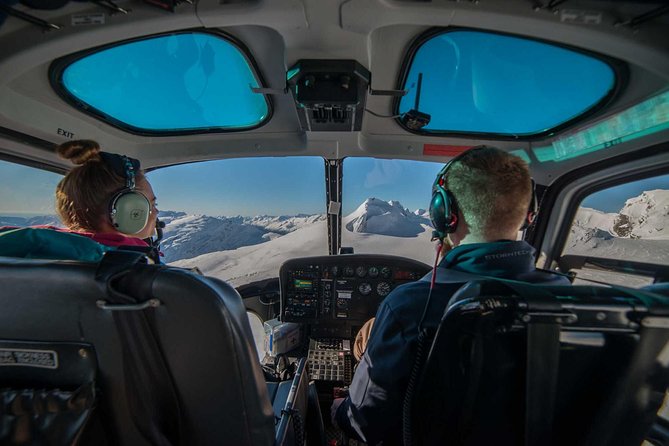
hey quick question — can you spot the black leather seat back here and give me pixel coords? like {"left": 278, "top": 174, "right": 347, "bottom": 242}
{"left": 0, "top": 255, "right": 276, "bottom": 446}
{"left": 409, "top": 282, "right": 669, "bottom": 446}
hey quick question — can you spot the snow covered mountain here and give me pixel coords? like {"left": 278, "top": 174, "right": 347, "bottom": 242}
{"left": 163, "top": 198, "right": 432, "bottom": 264}
{"left": 565, "top": 190, "right": 669, "bottom": 264}
{"left": 345, "top": 198, "right": 430, "bottom": 237}
{"left": 168, "top": 198, "right": 434, "bottom": 285}
{"left": 4, "top": 190, "right": 665, "bottom": 279}
{"left": 172, "top": 198, "right": 436, "bottom": 286}
{"left": 0, "top": 215, "right": 62, "bottom": 227}
{"left": 160, "top": 212, "right": 327, "bottom": 263}
{"left": 615, "top": 189, "right": 669, "bottom": 239}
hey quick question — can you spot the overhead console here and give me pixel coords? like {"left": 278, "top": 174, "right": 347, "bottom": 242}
{"left": 286, "top": 59, "right": 370, "bottom": 132}
{"left": 280, "top": 254, "right": 430, "bottom": 338}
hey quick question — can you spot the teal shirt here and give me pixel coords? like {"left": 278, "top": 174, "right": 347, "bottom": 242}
{"left": 0, "top": 227, "right": 113, "bottom": 262}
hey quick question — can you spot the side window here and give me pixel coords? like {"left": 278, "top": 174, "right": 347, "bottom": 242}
{"left": 561, "top": 173, "right": 669, "bottom": 286}
{"left": 0, "top": 160, "right": 63, "bottom": 227}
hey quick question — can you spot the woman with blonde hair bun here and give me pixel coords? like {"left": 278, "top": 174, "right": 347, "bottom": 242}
{"left": 55, "top": 139, "right": 159, "bottom": 248}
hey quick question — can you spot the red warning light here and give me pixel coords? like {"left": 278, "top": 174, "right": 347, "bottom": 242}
{"left": 423, "top": 144, "right": 472, "bottom": 157}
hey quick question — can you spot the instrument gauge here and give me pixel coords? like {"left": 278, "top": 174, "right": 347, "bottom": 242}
{"left": 343, "top": 266, "right": 355, "bottom": 277}
{"left": 377, "top": 282, "right": 392, "bottom": 297}
{"left": 355, "top": 266, "right": 367, "bottom": 277}
{"left": 330, "top": 266, "right": 339, "bottom": 277}
{"left": 368, "top": 267, "right": 379, "bottom": 278}
{"left": 380, "top": 267, "right": 392, "bottom": 279}
{"left": 358, "top": 283, "right": 372, "bottom": 296}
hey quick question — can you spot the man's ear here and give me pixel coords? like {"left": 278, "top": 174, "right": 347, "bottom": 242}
{"left": 451, "top": 209, "right": 469, "bottom": 245}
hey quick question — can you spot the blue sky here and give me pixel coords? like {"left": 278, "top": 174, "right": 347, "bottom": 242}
{"left": 400, "top": 30, "right": 614, "bottom": 135}
{"left": 148, "top": 157, "right": 443, "bottom": 216}
{"left": 63, "top": 33, "right": 267, "bottom": 131}
{"left": 581, "top": 173, "right": 669, "bottom": 213}
{"left": 0, "top": 158, "right": 665, "bottom": 217}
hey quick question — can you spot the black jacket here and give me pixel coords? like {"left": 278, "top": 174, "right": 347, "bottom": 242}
{"left": 334, "top": 240, "right": 570, "bottom": 445}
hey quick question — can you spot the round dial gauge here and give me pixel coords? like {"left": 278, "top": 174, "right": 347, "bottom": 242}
{"left": 377, "top": 282, "right": 391, "bottom": 297}
{"left": 358, "top": 283, "right": 372, "bottom": 296}
{"left": 343, "top": 266, "right": 355, "bottom": 277}
{"left": 368, "top": 267, "right": 379, "bottom": 278}
{"left": 355, "top": 266, "right": 367, "bottom": 277}
{"left": 380, "top": 267, "right": 392, "bottom": 279}
{"left": 330, "top": 266, "right": 339, "bottom": 277}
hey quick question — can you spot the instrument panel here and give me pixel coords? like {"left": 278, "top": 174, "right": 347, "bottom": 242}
{"left": 280, "top": 255, "right": 431, "bottom": 326}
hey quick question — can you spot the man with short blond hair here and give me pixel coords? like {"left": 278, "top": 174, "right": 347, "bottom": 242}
{"left": 332, "top": 146, "right": 569, "bottom": 445}
{"left": 446, "top": 147, "right": 533, "bottom": 242}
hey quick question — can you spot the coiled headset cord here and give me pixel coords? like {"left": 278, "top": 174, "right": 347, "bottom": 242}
{"left": 403, "top": 239, "right": 443, "bottom": 446}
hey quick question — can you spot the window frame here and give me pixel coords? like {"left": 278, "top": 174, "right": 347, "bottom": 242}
{"left": 538, "top": 143, "right": 669, "bottom": 281}
{"left": 49, "top": 29, "right": 273, "bottom": 137}
{"left": 393, "top": 27, "right": 628, "bottom": 141}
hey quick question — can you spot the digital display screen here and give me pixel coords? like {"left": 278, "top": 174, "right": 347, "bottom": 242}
{"left": 393, "top": 270, "right": 414, "bottom": 280}
{"left": 294, "top": 279, "right": 314, "bottom": 290}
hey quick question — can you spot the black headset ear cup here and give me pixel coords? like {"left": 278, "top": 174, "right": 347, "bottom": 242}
{"left": 430, "top": 188, "right": 460, "bottom": 237}
{"left": 110, "top": 190, "right": 151, "bottom": 235}
{"left": 521, "top": 179, "right": 538, "bottom": 230}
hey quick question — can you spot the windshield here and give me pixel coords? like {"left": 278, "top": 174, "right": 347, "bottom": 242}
{"left": 341, "top": 158, "right": 443, "bottom": 266}
{"left": 0, "top": 160, "right": 62, "bottom": 226}
{"left": 148, "top": 157, "right": 327, "bottom": 287}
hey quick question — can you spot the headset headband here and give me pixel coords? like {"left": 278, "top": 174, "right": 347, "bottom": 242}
{"left": 433, "top": 147, "right": 485, "bottom": 190}
{"left": 99, "top": 152, "right": 141, "bottom": 188}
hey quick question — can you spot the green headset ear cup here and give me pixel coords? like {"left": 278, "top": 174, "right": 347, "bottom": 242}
{"left": 111, "top": 191, "right": 150, "bottom": 235}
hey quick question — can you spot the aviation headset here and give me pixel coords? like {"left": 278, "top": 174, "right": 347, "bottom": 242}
{"left": 100, "top": 152, "right": 152, "bottom": 235}
{"left": 428, "top": 146, "right": 538, "bottom": 241}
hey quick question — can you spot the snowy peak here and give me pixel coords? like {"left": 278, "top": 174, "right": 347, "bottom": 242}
{"left": 160, "top": 212, "right": 326, "bottom": 263}
{"left": 245, "top": 214, "right": 326, "bottom": 234}
{"left": 161, "top": 214, "right": 267, "bottom": 263}
{"left": 616, "top": 189, "right": 669, "bottom": 239}
{"left": 565, "top": 189, "right": 669, "bottom": 267}
{"left": 344, "top": 198, "right": 429, "bottom": 237}
{"left": 0, "top": 215, "right": 61, "bottom": 227}
{"left": 572, "top": 207, "right": 616, "bottom": 235}
{"left": 157, "top": 211, "right": 187, "bottom": 225}
{"left": 570, "top": 190, "right": 669, "bottom": 241}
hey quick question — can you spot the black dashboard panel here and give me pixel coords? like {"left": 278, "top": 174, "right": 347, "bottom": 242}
{"left": 280, "top": 255, "right": 431, "bottom": 336}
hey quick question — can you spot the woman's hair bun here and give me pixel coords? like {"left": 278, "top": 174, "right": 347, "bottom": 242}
{"left": 57, "top": 140, "right": 102, "bottom": 165}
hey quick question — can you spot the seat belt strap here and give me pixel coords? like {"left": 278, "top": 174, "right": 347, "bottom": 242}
{"left": 96, "top": 252, "right": 182, "bottom": 446}
{"left": 525, "top": 320, "right": 560, "bottom": 446}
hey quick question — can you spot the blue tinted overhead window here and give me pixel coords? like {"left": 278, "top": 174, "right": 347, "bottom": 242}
{"left": 57, "top": 32, "right": 269, "bottom": 133}
{"left": 399, "top": 30, "right": 617, "bottom": 136}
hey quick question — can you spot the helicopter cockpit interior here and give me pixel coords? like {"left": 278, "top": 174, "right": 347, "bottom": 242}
{"left": 0, "top": 0, "right": 668, "bottom": 445}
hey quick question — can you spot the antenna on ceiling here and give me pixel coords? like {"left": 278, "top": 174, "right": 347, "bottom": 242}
{"left": 414, "top": 72, "right": 423, "bottom": 110}
{"left": 400, "top": 72, "right": 431, "bottom": 131}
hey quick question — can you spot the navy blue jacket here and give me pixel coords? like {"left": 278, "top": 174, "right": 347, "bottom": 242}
{"left": 334, "top": 241, "right": 570, "bottom": 445}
